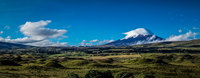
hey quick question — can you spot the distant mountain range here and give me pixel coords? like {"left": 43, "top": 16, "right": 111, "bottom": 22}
{"left": 0, "top": 39, "right": 199, "bottom": 50}
{"left": 0, "top": 41, "right": 31, "bottom": 49}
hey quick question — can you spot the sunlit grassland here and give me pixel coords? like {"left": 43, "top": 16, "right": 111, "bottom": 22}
{"left": 1, "top": 52, "right": 200, "bottom": 78}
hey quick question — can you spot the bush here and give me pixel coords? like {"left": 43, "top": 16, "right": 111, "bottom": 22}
{"left": 0, "top": 60, "right": 21, "bottom": 66}
{"left": 102, "top": 70, "right": 114, "bottom": 78}
{"left": 136, "top": 73, "right": 154, "bottom": 78}
{"left": 24, "top": 65, "right": 51, "bottom": 71}
{"left": 116, "top": 71, "right": 134, "bottom": 78}
{"left": 99, "top": 58, "right": 114, "bottom": 63}
{"left": 176, "top": 54, "right": 194, "bottom": 62}
{"left": 36, "top": 59, "right": 46, "bottom": 64}
{"left": 129, "top": 58, "right": 169, "bottom": 65}
{"left": 84, "top": 70, "right": 114, "bottom": 78}
{"left": 66, "top": 72, "right": 79, "bottom": 78}
{"left": 88, "top": 63, "right": 122, "bottom": 68}
{"left": 63, "top": 60, "right": 90, "bottom": 66}
{"left": 45, "top": 61, "right": 65, "bottom": 68}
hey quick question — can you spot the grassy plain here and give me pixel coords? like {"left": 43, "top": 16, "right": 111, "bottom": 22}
{"left": 0, "top": 52, "right": 200, "bottom": 78}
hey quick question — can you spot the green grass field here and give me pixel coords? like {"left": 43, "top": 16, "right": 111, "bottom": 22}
{"left": 1, "top": 53, "right": 200, "bottom": 78}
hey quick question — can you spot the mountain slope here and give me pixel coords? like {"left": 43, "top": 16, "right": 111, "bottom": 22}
{"left": 132, "top": 39, "right": 200, "bottom": 50}
{"left": 102, "top": 28, "right": 164, "bottom": 47}
{"left": 0, "top": 41, "right": 32, "bottom": 49}
{"left": 105, "top": 35, "right": 163, "bottom": 47}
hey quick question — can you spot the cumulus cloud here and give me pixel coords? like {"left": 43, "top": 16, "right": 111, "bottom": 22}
{"left": 178, "top": 29, "right": 182, "bottom": 33}
{"left": 82, "top": 40, "right": 86, "bottom": 42}
{"left": 4, "top": 26, "right": 10, "bottom": 30}
{"left": 0, "top": 20, "right": 68, "bottom": 46}
{"left": 166, "top": 30, "right": 198, "bottom": 41}
{"left": 89, "top": 39, "right": 99, "bottom": 42}
{"left": 20, "top": 20, "right": 67, "bottom": 40}
{"left": 0, "top": 31, "right": 3, "bottom": 34}
{"left": 79, "top": 40, "right": 93, "bottom": 46}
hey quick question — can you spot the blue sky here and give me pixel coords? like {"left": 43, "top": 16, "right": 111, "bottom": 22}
{"left": 0, "top": 0, "right": 200, "bottom": 46}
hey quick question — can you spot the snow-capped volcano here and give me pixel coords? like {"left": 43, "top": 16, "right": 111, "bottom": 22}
{"left": 122, "top": 28, "right": 154, "bottom": 40}
{"left": 103, "top": 28, "right": 163, "bottom": 47}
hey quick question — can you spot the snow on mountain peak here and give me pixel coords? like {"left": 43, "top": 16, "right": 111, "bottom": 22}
{"left": 122, "top": 28, "right": 154, "bottom": 39}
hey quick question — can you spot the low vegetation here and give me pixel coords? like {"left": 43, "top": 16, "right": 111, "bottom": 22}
{"left": 0, "top": 40, "right": 200, "bottom": 78}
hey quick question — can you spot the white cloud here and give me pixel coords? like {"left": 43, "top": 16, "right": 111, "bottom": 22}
{"left": 82, "top": 40, "right": 86, "bottom": 42}
{"left": 20, "top": 20, "right": 67, "bottom": 40}
{"left": 79, "top": 43, "right": 93, "bottom": 46}
{"left": 6, "top": 36, "right": 11, "bottom": 39}
{"left": 98, "top": 39, "right": 114, "bottom": 44}
{"left": 4, "top": 26, "right": 10, "bottom": 30}
{"left": 89, "top": 39, "right": 99, "bottom": 42}
{"left": 79, "top": 40, "right": 92, "bottom": 46}
{"left": 0, "top": 20, "right": 68, "bottom": 46}
{"left": 0, "top": 31, "right": 3, "bottom": 34}
{"left": 79, "top": 40, "right": 93, "bottom": 46}
{"left": 166, "top": 30, "right": 198, "bottom": 41}
{"left": 129, "top": 35, "right": 162, "bottom": 45}
{"left": 178, "top": 29, "right": 182, "bottom": 33}
{"left": 193, "top": 27, "right": 199, "bottom": 29}
{"left": 79, "top": 39, "right": 114, "bottom": 46}
{"left": 25, "top": 40, "right": 68, "bottom": 47}
{"left": 0, "top": 37, "right": 39, "bottom": 43}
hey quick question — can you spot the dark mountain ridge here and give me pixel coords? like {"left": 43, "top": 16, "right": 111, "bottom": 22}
{"left": 0, "top": 41, "right": 31, "bottom": 49}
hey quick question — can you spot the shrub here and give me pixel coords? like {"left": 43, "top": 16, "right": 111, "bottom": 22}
{"left": 84, "top": 70, "right": 103, "bottom": 78}
{"left": 176, "top": 54, "right": 194, "bottom": 62}
{"left": 36, "top": 59, "right": 46, "bottom": 64}
{"left": 116, "top": 71, "right": 134, "bottom": 78}
{"left": 84, "top": 70, "right": 114, "bottom": 78}
{"left": 136, "top": 73, "right": 155, "bottom": 78}
{"left": 87, "top": 63, "right": 122, "bottom": 68}
{"left": 45, "top": 61, "right": 65, "bottom": 68}
{"left": 24, "top": 65, "right": 51, "bottom": 71}
{"left": 66, "top": 72, "right": 79, "bottom": 78}
{"left": 0, "top": 60, "right": 21, "bottom": 66}
{"left": 130, "top": 58, "right": 169, "bottom": 65}
{"left": 99, "top": 58, "right": 114, "bottom": 63}
{"left": 63, "top": 60, "right": 90, "bottom": 66}
{"left": 102, "top": 70, "right": 114, "bottom": 78}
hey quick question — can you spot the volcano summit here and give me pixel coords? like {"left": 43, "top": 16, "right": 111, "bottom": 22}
{"left": 103, "top": 28, "right": 163, "bottom": 47}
